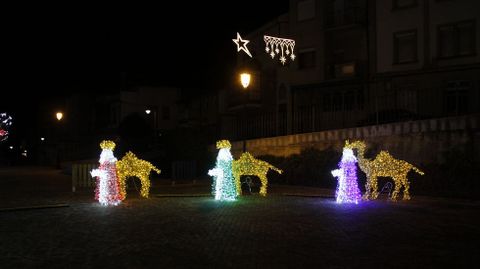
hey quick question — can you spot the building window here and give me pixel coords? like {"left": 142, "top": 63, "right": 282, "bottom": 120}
{"left": 298, "top": 49, "right": 316, "bottom": 69}
{"left": 162, "top": 105, "right": 170, "bottom": 120}
{"left": 438, "top": 20, "right": 476, "bottom": 58}
{"left": 445, "top": 81, "right": 471, "bottom": 115}
{"left": 394, "top": 30, "right": 417, "bottom": 64}
{"left": 326, "top": 0, "right": 365, "bottom": 27}
{"left": 393, "top": 0, "right": 417, "bottom": 10}
{"left": 298, "top": 0, "right": 315, "bottom": 21}
{"left": 334, "top": 62, "right": 356, "bottom": 78}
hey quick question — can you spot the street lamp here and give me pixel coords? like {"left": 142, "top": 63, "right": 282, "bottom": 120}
{"left": 56, "top": 112, "right": 63, "bottom": 121}
{"left": 54, "top": 111, "right": 64, "bottom": 168}
{"left": 240, "top": 73, "right": 251, "bottom": 89}
{"left": 145, "top": 108, "right": 158, "bottom": 146}
{"left": 239, "top": 72, "right": 251, "bottom": 152}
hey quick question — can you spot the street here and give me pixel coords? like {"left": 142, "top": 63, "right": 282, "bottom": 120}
{"left": 0, "top": 167, "right": 479, "bottom": 268}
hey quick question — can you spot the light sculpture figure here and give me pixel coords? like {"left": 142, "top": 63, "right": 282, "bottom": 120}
{"left": 345, "top": 140, "right": 424, "bottom": 200}
{"left": 116, "top": 151, "right": 161, "bottom": 199}
{"left": 232, "top": 152, "right": 282, "bottom": 196}
{"left": 331, "top": 148, "right": 362, "bottom": 204}
{"left": 208, "top": 140, "right": 237, "bottom": 201}
{"left": 90, "top": 140, "right": 123, "bottom": 206}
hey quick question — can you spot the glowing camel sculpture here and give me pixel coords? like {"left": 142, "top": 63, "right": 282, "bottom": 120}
{"left": 344, "top": 140, "right": 424, "bottom": 200}
{"left": 232, "top": 152, "right": 283, "bottom": 196}
{"left": 116, "top": 151, "right": 161, "bottom": 199}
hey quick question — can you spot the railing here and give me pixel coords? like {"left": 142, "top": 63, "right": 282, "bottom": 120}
{"left": 171, "top": 161, "right": 197, "bottom": 180}
{"left": 71, "top": 163, "right": 96, "bottom": 192}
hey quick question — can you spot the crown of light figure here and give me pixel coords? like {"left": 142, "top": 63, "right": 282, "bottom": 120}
{"left": 100, "top": 140, "right": 116, "bottom": 150}
{"left": 216, "top": 140, "right": 231, "bottom": 149}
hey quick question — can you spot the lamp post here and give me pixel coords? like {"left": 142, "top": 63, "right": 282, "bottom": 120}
{"left": 239, "top": 72, "right": 251, "bottom": 153}
{"left": 55, "top": 111, "right": 63, "bottom": 168}
{"left": 145, "top": 108, "right": 158, "bottom": 146}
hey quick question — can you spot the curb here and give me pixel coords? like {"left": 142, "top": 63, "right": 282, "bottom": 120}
{"left": 155, "top": 194, "right": 212, "bottom": 198}
{"left": 0, "top": 203, "right": 70, "bottom": 212}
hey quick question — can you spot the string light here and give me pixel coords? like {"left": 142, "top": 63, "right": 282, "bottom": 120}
{"left": 116, "top": 151, "right": 161, "bottom": 199}
{"left": 0, "top": 113, "right": 13, "bottom": 142}
{"left": 331, "top": 148, "right": 362, "bottom": 204}
{"left": 345, "top": 140, "right": 424, "bottom": 200}
{"left": 208, "top": 140, "right": 237, "bottom": 201}
{"left": 90, "top": 140, "right": 123, "bottom": 206}
{"left": 232, "top": 152, "right": 282, "bottom": 196}
{"left": 264, "top": 35, "right": 296, "bottom": 65}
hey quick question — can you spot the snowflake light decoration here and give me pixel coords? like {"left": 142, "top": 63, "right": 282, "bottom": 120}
{"left": 264, "top": 35, "right": 296, "bottom": 65}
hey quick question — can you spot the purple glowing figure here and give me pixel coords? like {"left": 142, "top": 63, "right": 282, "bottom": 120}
{"left": 332, "top": 148, "right": 362, "bottom": 204}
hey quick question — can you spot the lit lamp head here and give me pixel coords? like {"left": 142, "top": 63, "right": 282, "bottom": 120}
{"left": 56, "top": 112, "right": 63, "bottom": 121}
{"left": 240, "top": 73, "right": 251, "bottom": 89}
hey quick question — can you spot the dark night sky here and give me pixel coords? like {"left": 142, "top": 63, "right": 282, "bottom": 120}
{"left": 1, "top": 1, "right": 289, "bottom": 143}
{"left": 4, "top": 1, "right": 289, "bottom": 95}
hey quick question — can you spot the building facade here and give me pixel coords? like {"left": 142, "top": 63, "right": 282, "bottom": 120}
{"left": 221, "top": 0, "right": 480, "bottom": 141}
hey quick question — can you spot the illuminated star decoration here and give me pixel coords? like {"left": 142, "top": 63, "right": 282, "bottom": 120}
{"left": 264, "top": 35, "right": 296, "bottom": 65}
{"left": 0, "top": 113, "right": 13, "bottom": 142}
{"left": 232, "top": 32, "right": 252, "bottom": 58}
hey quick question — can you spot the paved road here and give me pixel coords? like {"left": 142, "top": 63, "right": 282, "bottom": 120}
{"left": 0, "top": 167, "right": 479, "bottom": 268}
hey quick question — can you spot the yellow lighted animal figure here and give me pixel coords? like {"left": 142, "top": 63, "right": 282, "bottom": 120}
{"left": 345, "top": 140, "right": 424, "bottom": 201}
{"left": 116, "top": 151, "right": 161, "bottom": 199}
{"left": 232, "top": 152, "right": 282, "bottom": 196}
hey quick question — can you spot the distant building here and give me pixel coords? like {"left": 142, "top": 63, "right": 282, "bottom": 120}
{"left": 221, "top": 0, "right": 480, "bottom": 140}
{"left": 37, "top": 86, "right": 181, "bottom": 163}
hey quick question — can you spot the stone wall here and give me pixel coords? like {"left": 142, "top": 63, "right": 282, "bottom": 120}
{"left": 230, "top": 114, "right": 480, "bottom": 165}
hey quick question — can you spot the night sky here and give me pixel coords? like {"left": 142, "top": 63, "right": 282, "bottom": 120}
{"left": 4, "top": 2, "right": 289, "bottom": 94}
{"left": 2, "top": 1, "right": 289, "bottom": 143}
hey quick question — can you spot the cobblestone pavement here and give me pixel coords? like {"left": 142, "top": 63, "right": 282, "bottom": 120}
{"left": 1, "top": 167, "right": 479, "bottom": 268}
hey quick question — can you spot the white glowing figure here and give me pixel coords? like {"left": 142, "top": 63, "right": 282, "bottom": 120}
{"left": 264, "top": 35, "right": 296, "bottom": 65}
{"left": 208, "top": 145, "right": 236, "bottom": 201}
{"left": 208, "top": 168, "right": 223, "bottom": 200}
{"left": 90, "top": 141, "right": 122, "bottom": 206}
{"left": 232, "top": 32, "right": 252, "bottom": 58}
